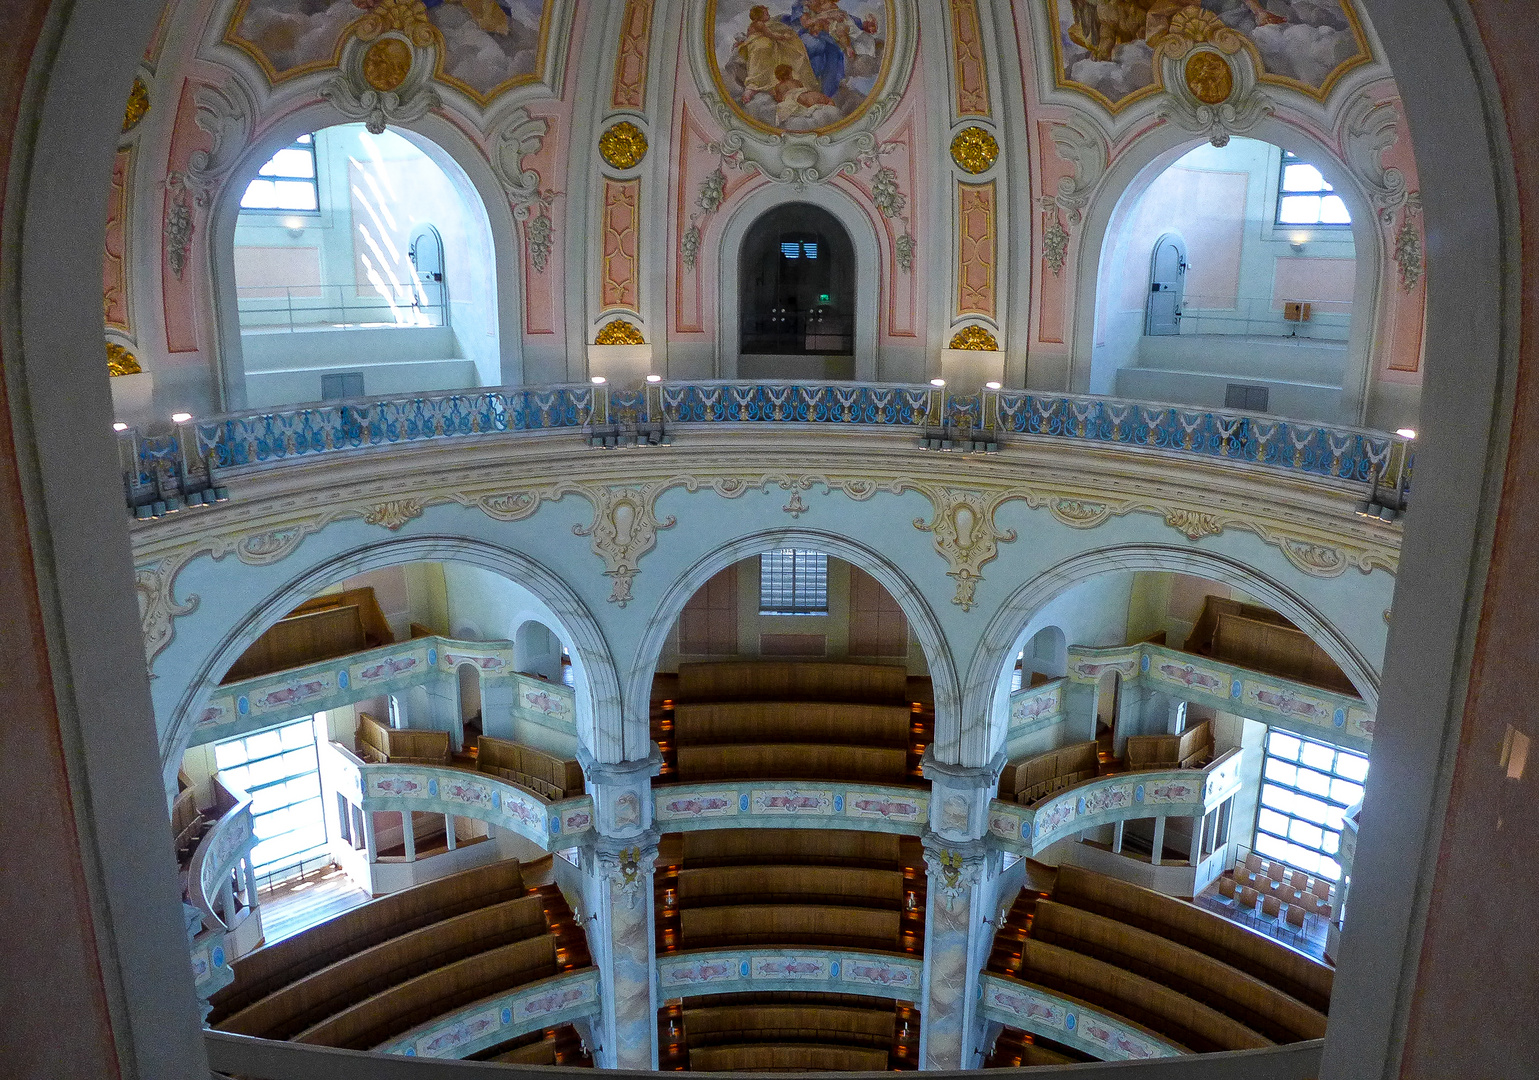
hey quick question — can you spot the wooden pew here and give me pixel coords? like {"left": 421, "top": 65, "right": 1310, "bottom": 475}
{"left": 676, "top": 661, "right": 909, "bottom": 705}
{"left": 998, "top": 742, "right": 1099, "bottom": 805}
{"left": 680, "top": 904, "right": 900, "bottom": 951}
{"left": 1125, "top": 720, "right": 1214, "bottom": 771}
{"left": 294, "top": 935, "right": 559, "bottom": 1049}
{"left": 689, "top": 1043, "right": 890, "bottom": 1071}
{"left": 675, "top": 743, "right": 907, "bottom": 784}
{"left": 683, "top": 1004, "right": 894, "bottom": 1049}
{"left": 672, "top": 701, "right": 911, "bottom": 746}
{"left": 206, "top": 861, "right": 525, "bottom": 1023}
{"left": 676, "top": 865, "right": 904, "bottom": 909}
{"left": 356, "top": 713, "right": 450, "bottom": 766}
{"left": 1030, "top": 900, "right": 1327, "bottom": 1042}
{"left": 475, "top": 735, "right": 584, "bottom": 799}
{"left": 490, "top": 1034, "right": 558, "bottom": 1064}
{"left": 1014, "top": 939, "right": 1272, "bottom": 1054}
{"left": 1052, "top": 865, "right": 1334, "bottom": 1012}
{"left": 679, "top": 828, "right": 902, "bottom": 870}
{"left": 216, "top": 895, "right": 547, "bottom": 1039}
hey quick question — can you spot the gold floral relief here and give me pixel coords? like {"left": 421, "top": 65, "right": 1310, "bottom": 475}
{"left": 362, "top": 37, "right": 414, "bottom": 91}
{"left": 949, "top": 125, "right": 999, "bottom": 175}
{"left": 107, "top": 341, "right": 142, "bottom": 377}
{"left": 1184, "top": 50, "right": 1234, "bottom": 105}
{"left": 356, "top": 0, "right": 437, "bottom": 46}
{"left": 122, "top": 78, "right": 150, "bottom": 133}
{"left": 595, "top": 318, "right": 645, "bottom": 346}
{"left": 599, "top": 121, "right": 649, "bottom": 170}
{"left": 948, "top": 325, "right": 998, "bottom": 351}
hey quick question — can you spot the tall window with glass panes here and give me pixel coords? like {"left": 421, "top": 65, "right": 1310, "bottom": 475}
{"left": 1254, "top": 728, "right": 1368, "bottom": 879}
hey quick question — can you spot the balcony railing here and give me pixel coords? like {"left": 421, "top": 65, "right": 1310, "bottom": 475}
{"left": 236, "top": 282, "right": 447, "bottom": 333}
{"left": 115, "top": 381, "right": 1412, "bottom": 518}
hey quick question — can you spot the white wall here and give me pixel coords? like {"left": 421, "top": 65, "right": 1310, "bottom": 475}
{"left": 1091, "top": 138, "right": 1357, "bottom": 415}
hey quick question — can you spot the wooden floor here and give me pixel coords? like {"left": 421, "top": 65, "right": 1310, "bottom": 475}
{"left": 257, "top": 864, "right": 371, "bottom": 946}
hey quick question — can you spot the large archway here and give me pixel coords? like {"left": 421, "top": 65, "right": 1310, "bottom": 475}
{"left": 737, "top": 202, "right": 857, "bottom": 380}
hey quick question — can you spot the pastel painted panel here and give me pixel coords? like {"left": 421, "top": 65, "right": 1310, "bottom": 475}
{"left": 601, "top": 178, "right": 641, "bottom": 312}
{"left": 104, "top": 148, "right": 131, "bottom": 332}
{"left": 949, "top": 0, "right": 989, "bottom": 115}
{"left": 1272, "top": 256, "right": 1356, "bottom": 313}
{"left": 661, "top": 956, "right": 741, "bottom": 988}
{"left": 957, "top": 181, "right": 996, "bottom": 317}
{"left": 657, "top": 789, "right": 739, "bottom": 821}
{"left": 752, "top": 788, "right": 834, "bottom": 815}
{"left": 751, "top": 955, "right": 828, "bottom": 980}
{"left": 844, "top": 790, "right": 924, "bottom": 823}
{"left": 611, "top": 0, "right": 655, "bottom": 108}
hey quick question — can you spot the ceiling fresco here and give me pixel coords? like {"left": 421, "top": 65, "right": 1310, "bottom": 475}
{"left": 708, "top": 0, "right": 894, "bottom": 133}
{"left": 225, "top": 0, "right": 554, "bottom": 101}
{"left": 1048, "top": 0, "right": 1372, "bottom": 110}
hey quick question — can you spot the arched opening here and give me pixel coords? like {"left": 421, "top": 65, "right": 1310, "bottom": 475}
{"left": 1014, "top": 625, "right": 1068, "bottom": 690}
{"left": 230, "top": 122, "right": 500, "bottom": 408}
{"left": 1089, "top": 137, "right": 1361, "bottom": 423}
{"left": 456, "top": 662, "right": 482, "bottom": 738}
{"left": 737, "top": 202, "right": 856, "bottom": 380}
{"left": 513, "top": 619, "right": 567, "bottom": 684}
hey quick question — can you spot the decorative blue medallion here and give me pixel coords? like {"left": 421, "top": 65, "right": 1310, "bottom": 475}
{"left": 492, "top": 790, "right": 501, "bottom": 809}
{"left": 1065, "top": 1012, "right": 1076, "bottom": 1031}
{"left": 405, "top": 1048, "right": 416, "bottom": 1056}
{"left": 740, "top": 960, "right": 751, "bottom": 976}
{"left": 739, "top": 793, "right": 750, "bottom": 811}
{"left": 549, "top": 815, "right": 560, "bottom": 835}
{"left": 428, "top": 778, "right": 438, "bottom": 796}
{"left": 833, "top": 794, "right": 844, "bottom": 812}
{"left": 1140, "top": 653, "right": 1150, "bottom": 674}
{"left": 1077, "top": 797, "right": 1085, "bottom": 814}
{"left": 212, "top": 945, "right": 225, "bottom": 968}
{"left": 1334, "top": 706, "right": 1347, "bottom": 728}
{"left": 338, "top": 669, "right": 350, "bottom": 689}
{"left": 428, "top": 648, "right": 438, "bottom": 666}
{"left": 236, "top": 696, "right": 249, "bottom": 715}
{"left": 501, "top": 1007, "right": 513, "bottom": 1025}
{"left": 1231, "top": 678, "right": 1243, "bottom": 699}
{"left": 1020, "top": 820, "right": 1030, "bottom": 840}
{"left": 830, "top": 961, "right": 840, "bottom": 977}
{"left": 1134, "top": 785, "right": 1145, "bottom": 803}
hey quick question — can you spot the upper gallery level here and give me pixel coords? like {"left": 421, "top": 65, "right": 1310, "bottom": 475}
{"left": 104, "top": 0, "right": 1426, "bottom": 441}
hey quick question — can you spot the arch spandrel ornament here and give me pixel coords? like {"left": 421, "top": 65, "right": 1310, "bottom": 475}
{"left": 686, "top": 0, "right": 919, "bottom": 184}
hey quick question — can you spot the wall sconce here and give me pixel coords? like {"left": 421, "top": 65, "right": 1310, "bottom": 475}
{"left": 1289, "top": 232, "right": 1308, "bottom": 253}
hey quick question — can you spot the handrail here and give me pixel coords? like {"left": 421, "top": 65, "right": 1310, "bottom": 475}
{"left": 115, "top": 380, "right": 1411, "bottom": 517}
{"left": 188, "top": 795, "right": 254, "bottom": 932}
{"left": 370, "top": 967, "right": 601, "bottom": 1059}
{"left": 980, "top": 972, "right": 1186, "bottom": 1060}
{"left": 205, "top": 1029, "right": 1325, "bottom": 1078}
{"left": 657, "top": 947, "right": 922, "bottom": 1002}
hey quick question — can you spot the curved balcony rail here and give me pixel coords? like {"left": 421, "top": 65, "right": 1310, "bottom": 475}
{"left": 657, "top": 947, "right": 922, "bottom": 1004}
{"left": 654, "top": 781, "right": 928, "bottom": 835}
{"left": 980, "top": 972, "right": 1185, "bottom": 1060}
{"left": 370, "top": 968, "right": 600, "bottom": 1060}
{"left": 189, "top": 795, "right": 256, "bottom": 932}
{"left": 206, "top": 1029, "right": 1324, "bottom": 1078}
{"left": 115, "top": 381, "right": 1410, "bottom": 518}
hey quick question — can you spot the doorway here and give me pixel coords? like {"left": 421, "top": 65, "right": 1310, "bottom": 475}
{"left": 1146, "top": 233, "right": 1187, "bottom": 336}
{"left": 738, "top": 203, "right": 855, "bottom": 379}
{"left": 409, "top": 224, "right": 446, "bottom": 325}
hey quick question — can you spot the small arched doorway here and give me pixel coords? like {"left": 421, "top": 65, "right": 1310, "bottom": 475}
{"left": 738, "top": 203, "right": 856, "bottom": 380}
{"left": 1146, "top": 232, "right": 1187, "bottom": 336}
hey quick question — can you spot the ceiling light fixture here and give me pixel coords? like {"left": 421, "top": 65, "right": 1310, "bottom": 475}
{"left": 646, "top": 374, "right": 662, "bottom": 383}
{"left": 930, "top": 378, "right": 946, "bottom": 388}
{"left": 112, "top": 422, "right": 128, "bottom": 432}
{"left": 984, "top": 381, "right": 1002, "bottom": 390}
{"left": 170, "top": 412, "right": 192, "bottom": 423}
{"left": 1396, "top": 428, "right": 1417, "bottom": 439}
{"left": 590, "top": 376, "right": 606, "bottom": 385}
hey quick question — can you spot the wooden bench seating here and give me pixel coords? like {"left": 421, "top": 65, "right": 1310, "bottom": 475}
{"left": 1030, "top": 900, "right": 1327, "bottom": 1042}
{"left": 689, "top": 1043, "right": 890, "bottom": 1072}
{"left": 475, "top": 735, "right": 584, "bottom": 800}
{"left": 215, "top": 895, "right": 548, "bottom": 1039}
{"left": 675, "top": 743, "right": 907, "bottom": 784}
{"left": 680, "top": 829, "right": 901, "bottom": 870}
{"left": 999, "top": 741, "right": 1100, "bottom": 805}
{"left": 1052, "top": 865, "right": 1333, "bottom": 1012}
{"left": 295, "top": 935, "right": 559, "bottom": 1049}
{"left": 676, "top": 865, "right": 904, "bottom": 909}
{"left": 683, "top": 1004, "right": 895, "bottom": 1049}
{"left": 679, "top": 904, "right": 900, "bottom": 952}
{"left": 1015, "top": 938, "right": 1271, "bottom": 1053}
{"left": 677, "top": 661, "right": 909, "bottom": 705}
{"left": 1125, "top": 720, "right": 1214, "bottom": 772}
{"left": 490, "top": 1034, "right": 558, "bottom": 1064}
{"left": 672, "top": 701, "right": 911, "bottom": 747}
{"left": 207, "top": 861, "right": 525, "bottom": 1022}
{"left": 356, "top": 713, "right": 450, "bottom": 766}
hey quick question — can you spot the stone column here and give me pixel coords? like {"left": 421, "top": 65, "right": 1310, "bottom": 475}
{"left": 579, "top": 749, "right": 662, "bottom": 1070}
{"left": 479, "top": 677, "right": 518, "bottom": 741}
{"left": 421, "top": 669, "right": 464, "bottom": 751}
{"left": 401, "top": 810, "right": 417, "bottom": 862}
{"left": 919, "top": 751, "right": 1006, "bottom": 1071}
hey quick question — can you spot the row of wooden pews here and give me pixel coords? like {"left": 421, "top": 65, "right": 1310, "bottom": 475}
{"left": 208, "top": 860, "right": 592, "bottom": 1061}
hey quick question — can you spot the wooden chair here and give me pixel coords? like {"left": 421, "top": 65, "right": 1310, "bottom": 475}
{"left": 1310, "top": 877, "right": 1332, "bottom": 901}
{"left": 1289, "top": 869, "right": 1310, "bottom": 892}
{"left": 1267, "top": 861, "right": 1286, "bottom": 883}
{"left": 1218, "top": 877, "right": 1237, "bottom": 900}
{"left": 1238, "top": 886, "right": 1259, "bottom": 911}
{"left": 1244, "top": 852, "right": 1262, "bottom": 874}
{"left": 1262, "top": 894, "right": 1282, "bottom": 919}
{"left": 1310, "top": 895, "right": 1333, "bottom": 918}
{"left": 1285, "top": 904, "right": 1307, "bottom": 931}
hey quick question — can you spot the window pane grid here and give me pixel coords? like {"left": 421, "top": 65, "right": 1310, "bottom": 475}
{"left": 1275, "top": 151, "right": 1350, "bottom": 227}
{"left": 759, "top": 550, "right": 829, "bottom": 615}
{"left": 242, "top": 135, "right": 320, "bottom": 213}
{"left": 1254, "top": 728, "right": 1368, "bottom": 881}
{"left": 214, "top": 717, "right": 327, "bottom": 877}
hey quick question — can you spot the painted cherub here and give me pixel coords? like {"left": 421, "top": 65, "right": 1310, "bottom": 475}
{"left": 772, "top": 63, "right": 835, "bottom": 109}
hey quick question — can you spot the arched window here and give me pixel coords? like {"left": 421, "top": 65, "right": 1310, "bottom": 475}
{"left": 738, "top": 203, "right": 856, "bottom": 379}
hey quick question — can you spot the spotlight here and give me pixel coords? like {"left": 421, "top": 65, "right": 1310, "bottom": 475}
{"left": 985, "top": 381, "right": 1002, "bottom": 390}
{"left": 1395, "top": 428, "right": 1417, "bottom": 439}
{"left": 112, "top": 422, "right": 128, "bottom": 432}
{"left": 170, "top": 412, "right": 192, "bottom": 423}
{"left": 590, "top": 376, "right": 607, "bottom": 385}
{"left": 930, "top": 378, "right": 946, "bottom": 388}
{"left": 646, "top": 374, "right": 662, "bottom": 383}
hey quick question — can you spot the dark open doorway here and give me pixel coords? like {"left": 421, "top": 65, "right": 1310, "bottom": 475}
{"left": 739, "top": 203, "right": 855, "bottom": 379}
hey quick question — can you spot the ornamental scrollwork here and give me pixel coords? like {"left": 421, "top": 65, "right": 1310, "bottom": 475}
{"left": 363, "top": 500, "right": 426, "bottom": 530}
{"left": 122, "top": 78, "right": 150, "bottom": 134}
{"left": 107, "top": 341, "right": 143, "bottom": 377}
{"left": 907, "top": 485, "right": 1016, "bottom": 612}
{"left": 573, "top": 482, "right": 677, "bottom": 606}
{"left": 594, "top": 318, "right": 645, "bottom": 346}
{"left": 948, "top": 326, "right": 997, "bottom": 352}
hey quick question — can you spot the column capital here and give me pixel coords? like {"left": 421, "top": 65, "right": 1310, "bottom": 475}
{"left": 593, "top": 829, "right": 660, "bottom": 911}
{"left": 920, "top": 831, "right": 990, "bottom": 905}
{"left": 922, "top": 748, "right": 1007, "bottom": 842}
{"left": 579, "top": 744, "right": 662, "bottom": 838}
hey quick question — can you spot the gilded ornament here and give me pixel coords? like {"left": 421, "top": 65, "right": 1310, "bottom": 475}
{"left": 362, "top": 37, "right": 414, "bottom": 92}
{"left": 599, "top": 121, "right": 648, "bottom": 170}
{"left": 363, "top": 499, "right": 425, "bottom": 530}
{"left": 594, "top": 318, "right": 645, "bottom": 346}
{"left": 1184, "top": 51, "right": 1234, "bottom": 105}
{"left": 107, "top": 341, "right": 142, "bottom": 377}
{"left": 948, "top": 325, "right": 998, "bottom": 351}
{"left": 949, "top": 126, "right": 999, "bottom": 175}
{"left": 355, "top": 0, "right": 437, "bottom": 47}
{"left": 122, "top": 78, "right": 150, "bottom": 134}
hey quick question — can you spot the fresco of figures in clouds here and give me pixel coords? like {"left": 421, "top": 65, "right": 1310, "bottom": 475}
{"left": 1053, "top": 0, "right": 1370, "bottom": 106}
{"left": 230, "top": 0, "right": 548, "bottom": 98}
{"left": 711, "top": 0, "right": 890, "bottom": 132}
